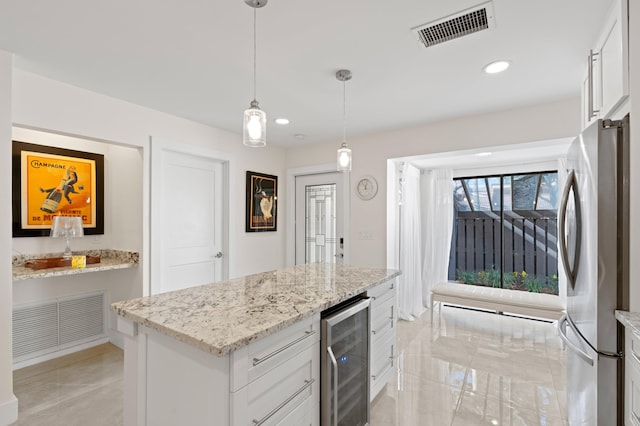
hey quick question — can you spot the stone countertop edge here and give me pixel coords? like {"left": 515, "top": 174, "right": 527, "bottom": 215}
{"left": 12, "top": 249, "right": 140, "bottom": 281}
{"left": 111, "top": 263, "right": 401, "bottom": 357}
{"left": 616, "top": 310, "right": 640, "bottom": 335}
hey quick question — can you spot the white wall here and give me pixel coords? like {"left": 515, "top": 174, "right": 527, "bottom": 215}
{"left": 11, "top": 127, "right": 143, "bottom": 347}
{"left": 0, "top": 50, "right": 18, "bottom": 425}
{"left": 1, "top": 69, "right": 289, "bottom": 424}
{"left": 11, "top": 128, "right": 142, "bottom": 255}
{"left": 12, "top": 70, "right": 288, "bottom": 279}
{"left": 629, "top": 0, "right": 640, "bottom": 311}
{"left": 286, "top": 97, "right": 581, "bottom": 268}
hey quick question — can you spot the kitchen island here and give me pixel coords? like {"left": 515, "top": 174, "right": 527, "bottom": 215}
{"left": 112, "top": 263, "right": 400, "bottom": 426}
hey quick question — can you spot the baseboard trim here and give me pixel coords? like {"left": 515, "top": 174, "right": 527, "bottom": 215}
{"left": 0, "top": 394, "right": 18, "bottom": 425}
{"left": 12, "top": 337, "right": 109, "bottom": 371}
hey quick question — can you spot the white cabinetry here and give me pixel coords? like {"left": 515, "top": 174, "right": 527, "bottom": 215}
{"left": 230, "top": 314, "right": 320, "bottom": 426}
{"left": 626, "top": 327, "right": 640, "bottom": 426}
{"left": 367, "top": 278, "right": 397, "bottom": 401}
{"left": 119, "top": 314, "right": 320, "bottom": 426}
{"left": 581, "top": 0, "right": 629, "bottom": 128}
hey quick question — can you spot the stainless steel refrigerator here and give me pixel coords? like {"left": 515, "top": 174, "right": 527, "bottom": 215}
{"left": 558, "top": 115, "right": 630, "bottom": 426}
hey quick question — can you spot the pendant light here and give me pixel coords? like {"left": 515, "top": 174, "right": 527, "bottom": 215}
{"left": 336, "top": 69, "right": 352, "bottom": 172}
{"left": 243, "top": 0, "right": 267, "bottom": 147}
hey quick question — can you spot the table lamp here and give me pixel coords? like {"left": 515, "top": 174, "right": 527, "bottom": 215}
{"left": 50, "top": 216, "right": 84, "bottom": 259}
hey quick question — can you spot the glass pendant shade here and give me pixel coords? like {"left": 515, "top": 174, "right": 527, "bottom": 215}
{"left": 243, "top": 100, "right": 266, "bottom": 147}
{"left": 337, "top": 142, "right": 352, "bottom": 172}
{"left": 335, "top": 69, "right": 353, "bottom": 172}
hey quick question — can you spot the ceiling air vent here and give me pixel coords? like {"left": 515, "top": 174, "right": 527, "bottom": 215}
{"left": 412, "top": 1, "right": 495, "bottom": 48}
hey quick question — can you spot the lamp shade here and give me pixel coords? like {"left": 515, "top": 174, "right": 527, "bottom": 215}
{"left": 337, "top": 143, "right": 352, "bottom": 172}
{"left": 51, "top": 216, "right": 84, "bottom": 238}
{"left": 51, "top": 216, "right": 84, "bottom": 258}
{"left": 243, "top": 101, "right": 267, "bottom": 147}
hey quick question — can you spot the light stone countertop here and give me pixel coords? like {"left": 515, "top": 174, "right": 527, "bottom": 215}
{"left": 12, "top": 249, "right": 139, "bottom": 281}
{"left": 111, "top": 263, "right": 401, "bottom": 357}
{"left": 616, "top": 310, "right": 640, "bottom": 335}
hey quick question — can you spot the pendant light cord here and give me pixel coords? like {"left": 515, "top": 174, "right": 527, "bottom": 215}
{"left": 342, "top": 80, "right": 346, "bottom": 142}
{"left": 253, "top": 6, "right": 257, "bottom": 102}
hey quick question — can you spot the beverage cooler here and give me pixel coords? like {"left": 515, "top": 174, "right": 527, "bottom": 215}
{"left": 321, "top": 296, "right": 370, "bottom": 426}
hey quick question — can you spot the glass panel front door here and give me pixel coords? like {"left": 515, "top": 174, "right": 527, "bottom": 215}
{"left": 305, "top": 184, "right": 337, "bottom": 263}
{"left": 295, "top": 172, "right": 344, "bottom": 265}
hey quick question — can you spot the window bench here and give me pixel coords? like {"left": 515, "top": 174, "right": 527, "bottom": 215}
{"left": 430, "top": 282, "right": 565, "bottom": 322}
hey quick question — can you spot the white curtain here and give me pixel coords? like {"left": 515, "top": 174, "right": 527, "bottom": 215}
{"left": 421, "top": 168, "right": 454, "bottom": 307}
{"left": 397, "top": 164, "right": 424, "bottom": 321}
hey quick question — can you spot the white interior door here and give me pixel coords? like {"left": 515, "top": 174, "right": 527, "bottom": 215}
{"left": 151, "top": 143, "right": 223, "bottom": 294}
{"left": 295, "top": 172, "right": 344, "bottom": 265}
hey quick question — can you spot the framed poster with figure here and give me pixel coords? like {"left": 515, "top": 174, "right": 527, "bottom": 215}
{"left": 246, "top": 171, "right": 277, "bottom": 232}
{"left": 12, "top": 141, "right": 105, "bottom": 237}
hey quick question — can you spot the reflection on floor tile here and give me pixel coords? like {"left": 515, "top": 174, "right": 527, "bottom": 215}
{"left": 371, "top": 305, "right": 567, "bottom": 426}
{"left": 11, "top": 343, "right": 123, "bottom": 426}
{"left": 10, "top": 307, "right": 566, "bottom": 426}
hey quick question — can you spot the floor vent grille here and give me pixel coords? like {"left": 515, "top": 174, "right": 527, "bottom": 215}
{"left": 412, "top": 1, "right": 495, "bottom": 48}
{"left": 13, "top": 292, "right": 106, "bottom": 362}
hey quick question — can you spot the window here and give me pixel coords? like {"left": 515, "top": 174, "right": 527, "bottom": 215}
{"left": 448, "top": 171, "right": 559, "bottom": 294}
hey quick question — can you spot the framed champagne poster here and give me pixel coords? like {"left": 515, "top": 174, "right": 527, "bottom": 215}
{"left": 12, "top": 141, "right": 105, "bottom": 237}
{"left": 246, "top": 171, "right": 277, "bottom": 232}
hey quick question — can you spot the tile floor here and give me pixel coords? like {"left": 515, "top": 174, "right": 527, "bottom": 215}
{"left": 11, "top": 305, "right": 566, "bottom": 425}
{"left": 370, "top": 305, "right": 567, "bottom": 425}
{"left": 11, "top": 344, "right": 124, "bottom": 426}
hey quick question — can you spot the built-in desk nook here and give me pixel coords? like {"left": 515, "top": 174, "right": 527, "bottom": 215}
{"left": 11, "top": 250, "right": 140, "bottom": 368}
{"left": 12, "top": 249, "right": 139, "bottom": 281}
{"left": 111, "top": 263, "right": 400, "bottom": 426}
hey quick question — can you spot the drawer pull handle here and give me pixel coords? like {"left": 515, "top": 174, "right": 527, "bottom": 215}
{"left": 372, "top": 319, "right": 393, "bottom": 335}
{"left": 252, "top": 378, "right": 315, "bottom": 426}
{"left": 390, "top": 306, "right": 394, "bottom": 328}
{"left": 252, "top": 330, "right": 316, "bottom": 366}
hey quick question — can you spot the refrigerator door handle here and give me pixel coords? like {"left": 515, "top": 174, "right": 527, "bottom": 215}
{"left": 565, "top": 312, "right": 623, "bottom": 359}
{"left": 559, "top": 169, "right": 582, "bottom": 290}
{"left": 327, "top": 346, "right": 338, "bottom": 426}
{"left": 558, "top": 314, "right": 594, "bottom": 366}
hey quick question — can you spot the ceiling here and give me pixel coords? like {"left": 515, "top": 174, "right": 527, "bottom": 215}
{"left": 0, "top": 0, "right": 608, "bottom": 147}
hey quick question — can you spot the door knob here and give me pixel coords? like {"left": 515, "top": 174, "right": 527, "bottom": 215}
{"left": 214, "top": 251, "right": 223, "bottom": 258}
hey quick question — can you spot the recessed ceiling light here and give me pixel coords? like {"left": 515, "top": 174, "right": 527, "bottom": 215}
{"left": 476, "top": 151, "right": 493, "bottom": 157}
{"left": 294, "top": 133, "right": 305, "bottom": 139}
{"left": 275, "top": 118, "right": 290, "bottom": 125}
{"left": 483, "top": 60, "right": 510, "bottom": 74}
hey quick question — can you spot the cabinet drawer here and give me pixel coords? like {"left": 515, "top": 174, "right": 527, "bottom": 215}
{"left": 231, "top": 343, "right": 318, "bottom": 426}
{"left": 275, "top": 392, "right": 314, "bottom": 426}
{"left": 371, "top": 332, "right": 395, "bottom": 400}
{"left": 371, "top": 295, "right": 395, "bottom": 341}
{"left": 231, "top": 314, "right": 320, "bottom": 391}
{"left": 367, "top": 279, "right": 396, "bottom": 301}
{"left": 371, "top": 331, "right": 394, "bottom": 378}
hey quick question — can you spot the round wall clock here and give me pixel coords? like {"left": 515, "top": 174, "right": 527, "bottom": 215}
{"left": 356, "top": 175, "right": 378, "bottom": 200}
